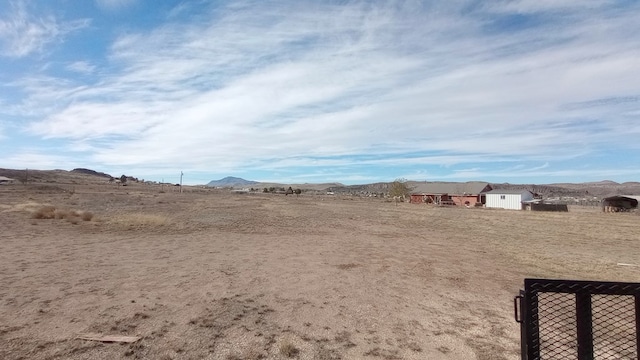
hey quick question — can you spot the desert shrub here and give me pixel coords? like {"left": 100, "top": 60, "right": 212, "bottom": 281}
{"left": 279, "top": 340, "right": 299, "bottom": 357}
{"left": 54, "top": 209, "right": 68, "bottom": 219}
{"left": 31, "top": 205, "right": 93, "bottom": 222}
{"left": 81, "top": 211, "right": 94, "bottom": 221}
{"left": 31, "top": 206, "right": 56, "bottom": 219}
{"left": 54, "top": 209, "right": 79, "bottom": 219}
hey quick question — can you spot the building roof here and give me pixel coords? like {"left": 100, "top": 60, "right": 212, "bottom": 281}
{"left": 0, "top": 176, "right": 14, "bottom": 181}
{"left": 602, "top": 195, "right": 640, "bottom": 202}
{"left": 482, "top": 189, "right": 533, "bottom": 195}
{"left": 411, "top": 181, "right": 491, "bottom": 195}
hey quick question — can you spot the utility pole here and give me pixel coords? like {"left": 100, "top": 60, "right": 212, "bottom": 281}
{"left": 180, "top": 171, "right": 183, "bottom": 193}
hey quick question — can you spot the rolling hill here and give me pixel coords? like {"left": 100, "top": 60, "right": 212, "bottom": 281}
{"left": 206, "top": 177, "right": 258, "bottom": 187}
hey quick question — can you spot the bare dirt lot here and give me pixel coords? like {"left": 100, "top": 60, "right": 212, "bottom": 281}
{"left": 1, "top": 183, "right": 639, "bottom": 359}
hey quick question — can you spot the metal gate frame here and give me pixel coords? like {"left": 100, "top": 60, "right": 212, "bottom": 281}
{"left": 514, "top": 278, "right": 640, "bottom": 360}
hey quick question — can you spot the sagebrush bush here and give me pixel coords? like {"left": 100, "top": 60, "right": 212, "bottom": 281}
{"left": 31, "top": 206, "right": 93, "bottom": 223}
{"left": 31, "top": 206, "right": 56, "bottom": 219}
{"left": 279, "top": 340, "right": 299, "bottom": 358}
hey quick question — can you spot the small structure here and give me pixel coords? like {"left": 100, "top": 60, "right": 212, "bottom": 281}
{"left": 483, "top": 189, "right": 534, "bottom": 210}
{"left": 410, "top": 182, "right": 492, "bottom": 206}
{"left": 602, "top": 195, "right": 640, "bottom": 212}
{"left": 0, "top": 176, "right": 15, "bottom": 184}
{"left": 523, "top": 201, "right": 569, "bottom": 212}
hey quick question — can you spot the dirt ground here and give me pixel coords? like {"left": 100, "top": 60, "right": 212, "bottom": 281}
{"left": 1, "top": 183, "right": 639, "bottom": 359}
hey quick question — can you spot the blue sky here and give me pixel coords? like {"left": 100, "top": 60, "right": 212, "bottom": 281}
{"left": 1, "top": 0, "right": 639, "bottom": 185}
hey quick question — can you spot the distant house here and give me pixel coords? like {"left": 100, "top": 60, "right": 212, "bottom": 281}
{"left": 483, "top": 189, "right": 534, "bottom": 210}
{"left": 409, "top": 182, "right": 492, "bottom": 206}
{"left": 0, "top": 176, "right": 15, "bottom": 184}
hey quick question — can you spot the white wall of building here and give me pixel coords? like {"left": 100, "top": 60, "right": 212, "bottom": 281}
{"left": 486, "top": 192, "right": 533, "bottom": 210}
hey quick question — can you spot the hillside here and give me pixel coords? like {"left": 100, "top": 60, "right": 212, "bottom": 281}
{"left": 0, "top": 168, "right": 113, "bottom": 185}
{"left": 71, "top": 168, "right": 113, "bottom": 178}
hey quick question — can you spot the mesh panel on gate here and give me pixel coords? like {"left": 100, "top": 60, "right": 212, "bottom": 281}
{"left": 538, "top": 292, "right": 578, "bottom": 359}
{"left": 592, "top": 294, "right": 637, "bottom": 359}
{"left": 522, "top": 279, "right": 640, "bottom": 360}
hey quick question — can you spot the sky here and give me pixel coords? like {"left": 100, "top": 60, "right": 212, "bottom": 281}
{"left": 1, "top": 0, "right": 639, "bottom": 185}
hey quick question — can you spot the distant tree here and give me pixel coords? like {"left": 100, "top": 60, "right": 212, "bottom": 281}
{"left": 389, "top": 178, "right": 412, "bottom": 204}
{"left": 294, "top": 188, "right": 302, "bottom": 197}
{"left": 120, "top": 175, "right": 127, "bottom": 185}
{"left": 263, "top": 188, "right": 269, "bottom": 193}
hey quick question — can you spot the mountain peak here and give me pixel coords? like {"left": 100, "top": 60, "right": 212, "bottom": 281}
{"left": 206, "top": 176, "right": 257, "bottom": 187}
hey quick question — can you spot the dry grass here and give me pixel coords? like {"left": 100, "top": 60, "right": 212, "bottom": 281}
{"left": 3, "top": 185, "right": 640, "bottom": 360}
{"left": 31, "top": 205, "right": 56, "bottom": 219}
{"left": 279, "top": 339, "right": 299, "bottom": 358}
{"left": 30, "top": 206, "right": 93, "bottom": 223}
{"left": 81, "top": 211, "right": 94, "bottom": 221}
{"left": 108, "top": 213, "right": 170, "bottom": 227}
{"left": 54, "top": 208, "right": 79, "bottom": 219}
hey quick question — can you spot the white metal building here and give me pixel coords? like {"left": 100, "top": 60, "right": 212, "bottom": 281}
{"left": 483, "top": 189, "right": 534, "bottom": 210}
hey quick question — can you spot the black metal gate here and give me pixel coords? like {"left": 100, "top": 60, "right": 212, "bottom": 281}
{"left": 514, "top": 278, "right": 640, "bottom": 359}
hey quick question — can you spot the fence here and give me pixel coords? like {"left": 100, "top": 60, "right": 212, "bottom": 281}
{"left": 514, "top": 278, "right": 640, "bottom": 359}
{"left": 528, "top": 203, "right": 569, "bottom": 212}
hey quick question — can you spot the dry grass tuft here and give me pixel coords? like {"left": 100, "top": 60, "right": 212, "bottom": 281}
{"left": 31, "top": 206, "right": 56, "bottom": 219}
{"left": 31, "top": 205, "right": 94, "bottom": 223}
{"left": 81, "top": 211, "right": 94, "bottom": 221}
{"left": 54, "top": 209, "right": 79, "bottom": 219}
{"left": 336, "top": 263, "right": 360, "bottom": 270}
{"left": 279, "top": 340, "right": 299, "bottom": 358}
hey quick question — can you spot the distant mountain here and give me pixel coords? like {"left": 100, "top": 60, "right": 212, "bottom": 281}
{"left": 207, "top": 176, "right": 258, "bottom": 187}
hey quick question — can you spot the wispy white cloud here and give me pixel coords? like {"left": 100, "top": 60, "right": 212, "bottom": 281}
{"left": 0, "top": 1, "right": 89, "bottom": 57}
{"left": 485, "top": 0, "right": 616, "bottom": 14}
{"left": 0, "top": 150, "right": 80, "bottom": 169}
{"left": 94, "top": 0, "right": 137, "bottom": 11}
{"left": 429, "top": 166, "right": 640, "bottom": 182}
{"left": 66, "top": 61, "right": 96, "bottom": 74}
{"left": 6, "top": 75, "right": 89, "bottom": 117}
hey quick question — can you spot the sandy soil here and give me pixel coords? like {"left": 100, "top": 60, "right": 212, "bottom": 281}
{"left": 1, "top": 183, "right": 639, "bottom": 359}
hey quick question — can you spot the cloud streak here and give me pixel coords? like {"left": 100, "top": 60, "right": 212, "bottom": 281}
{"left": 0, "top": 1, "right": 89, "bottom": 58}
